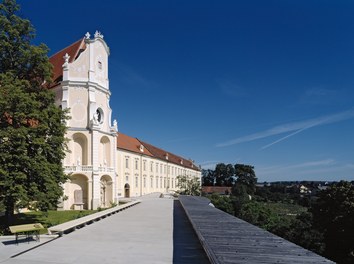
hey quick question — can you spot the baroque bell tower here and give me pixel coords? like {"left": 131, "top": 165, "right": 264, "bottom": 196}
{"left": 51, "top": 31, "right": 118, "bottom": 210}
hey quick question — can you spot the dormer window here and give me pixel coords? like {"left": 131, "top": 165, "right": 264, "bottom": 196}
{"left": 140, "top": 144, "right": 144, "bottom": 152}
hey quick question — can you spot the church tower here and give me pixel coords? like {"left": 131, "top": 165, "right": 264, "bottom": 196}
{"left": 50, "top": 31, "right": 117, "bottom": 210}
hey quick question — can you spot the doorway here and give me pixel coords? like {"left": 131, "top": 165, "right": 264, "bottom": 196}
{"left": 124, "top": 183, "right": 130, "bottom": 198}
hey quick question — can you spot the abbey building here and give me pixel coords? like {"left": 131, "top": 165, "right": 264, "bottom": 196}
{"left": 49, "top": 31, "right": 201, "bottom": 210}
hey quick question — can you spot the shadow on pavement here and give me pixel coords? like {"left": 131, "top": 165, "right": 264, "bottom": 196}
{"left": 173, "top": 200, "right": 210, "bottom": 264}
{"left": 2, "top": 237, "right": 37, "bottom": 246}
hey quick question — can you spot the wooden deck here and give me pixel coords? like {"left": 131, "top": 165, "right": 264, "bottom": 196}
{"left": 179, "top": 196, "right": 334, "bottom": 264}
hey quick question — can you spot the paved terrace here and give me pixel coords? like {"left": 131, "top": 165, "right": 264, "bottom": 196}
{"left": 0, "top": 194, "right": 209, "bottom": 264}
{"left": 0, "top": 194, "right": 334, "bottom": 264}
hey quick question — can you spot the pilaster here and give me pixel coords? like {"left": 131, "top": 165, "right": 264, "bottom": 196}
{"left": 92, "top": 173, "right": 100, "bottom": 210}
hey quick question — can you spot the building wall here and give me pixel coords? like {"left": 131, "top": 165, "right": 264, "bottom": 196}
{"left": 52, "top": 32, "right": 201, "bottom": 210}
{"left": 116, "top": 148, "right": 201, "bottom": 199}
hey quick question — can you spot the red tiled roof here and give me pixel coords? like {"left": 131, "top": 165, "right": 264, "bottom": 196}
{"left": 117, "top": 132, "right": 153, "bottom": 157}
{"left": 138, "top": 140, "right": 200, "bottom": 171}
{"left": 202, "top": 186, "right": 232, "bottom": 194}
{"left": 116, "top": 132, "right": 200, "bottom": 171}
{"left": 49, "top": 38, "right": 86, "bottom": 84}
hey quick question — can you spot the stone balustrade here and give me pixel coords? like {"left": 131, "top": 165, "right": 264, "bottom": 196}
{"left": 64, "top": 165, "right": 114, "bottom": 173}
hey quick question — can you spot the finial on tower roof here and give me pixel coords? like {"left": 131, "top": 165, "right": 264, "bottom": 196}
{"left": 94, "top": 30, "right": 104, "bottom": 39}
{"left": 85, "top": 32, "right": 91, "bottom": 39}
{"left": 62, "top": 53, "right": 70, "bottom": 68}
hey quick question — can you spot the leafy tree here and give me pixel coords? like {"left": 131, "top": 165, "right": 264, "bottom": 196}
{"left": 235, "top": 164, "right": 257, "bottom": 195}
{"left": 224, "top": 163, "right": 235, "bottom": 186}
{"left": 214, "top": 163, "right": 234, "bottom": 186}
{"left": 231, "top": 183, "right": 250, "bottom": 215}
{"left": 214, "top": 163, "right": 226, "bottom": 186}
{"left": 201, "top": 169, "right": 215, "bottom": 186}
{"left": 312, "top": 181, "right": 354, "bottom": 264}
{"left": 176, "top": 175, "right": 201, "bottom": 196}
{"left": 0, "top": 0, "right": 68, "bottom": 223}
{"left": 282, "top": 212, "right": 325, "bottom": 255}
{"left": 208, "top": 193, "right": 234, "bottom": 215}
{"left": 238, "top": 201, "right": 281, "bottom": 230}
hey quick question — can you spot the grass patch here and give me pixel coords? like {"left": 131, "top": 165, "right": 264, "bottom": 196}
{"left": 0, "top": 210, "right": 97, "bottom": 235}
{"left": 261, "top": 201, "right": 307, "bottom": 216}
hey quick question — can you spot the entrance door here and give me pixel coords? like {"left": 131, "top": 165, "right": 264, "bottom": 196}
{"left": 124, "top": 183, "right": 130, "bottom": 198}
{"left": 100, "top": 175, "right": 113, "bottom": 208}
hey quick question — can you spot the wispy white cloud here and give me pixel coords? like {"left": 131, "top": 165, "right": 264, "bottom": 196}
{"left": 290, "top": 159, "right": 336, "bottom": 168}
{"left": 199, "top": 160, "right": 223, "bottom": 170}
{"left": 216, "top": 79, "right": 247, "bottom": 98}
{"left": 112, "top": 62, "right": 154, "bottom": 88}
{"left": 166, "top": 137, "right": 194, "bottom": 143}
{"left": 216, "top": 109, "right": 354, "bottom": 148}
{"left": 300, "top": 88, "right": 342, "bottom": 105}
{"left": 257, "top": 160, "right": 354, "bottom": 182}
{"left": 257, "top": 159, "right": 336, "bottom": 176}
{"left": 297, "top": 163, "right": 354, "bottom": 175}
{"left": 260, "top": 127, "right": 309, "bottom": 150}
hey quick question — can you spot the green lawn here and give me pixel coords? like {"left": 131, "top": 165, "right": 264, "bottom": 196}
{"left": 261, "top": 201, "right": 307, "bottom": 216}
{"left": 0, "top": 210, "right": 97, "bottom": 235}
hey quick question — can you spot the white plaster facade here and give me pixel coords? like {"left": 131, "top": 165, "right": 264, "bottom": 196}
{"left": 50, "top": 32, "right": 201, "bottom": 210}
{"left": 116, "top": 145, "right": 201, "bottom": 199}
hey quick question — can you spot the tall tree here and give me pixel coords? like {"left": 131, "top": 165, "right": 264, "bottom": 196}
{"left": 201, "top": 169, "right": 215, "bottom": 186}
{"left": 214, "top": 163, "right": 235, "bottom": 186}
{"left": 235, "top": 164, "right": 257, "bottom": 195}
{"left": 224, "top": 163, "right": 235, "bottom": 186}
{"left": 312, "top": 181, "right": 354, "bottom": 264}
{"left": 0, "top": 0, "right": 68, "bottom": 223}
{"left": 214, "top": 163, "right": 226, "bottom": 186}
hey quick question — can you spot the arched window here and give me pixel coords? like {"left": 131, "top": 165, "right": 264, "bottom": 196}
{"left": 73, "top": 133, "right": 88, "bottom": 165}
{"left": 100, "top": 136, "right": 110, "bottom": 166}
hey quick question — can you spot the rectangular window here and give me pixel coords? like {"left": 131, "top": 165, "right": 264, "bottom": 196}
{"left": 143, "top": 160, "right": 146, "bottom": 171}
{"left": 150, "top": 177, "right": 153, "bottom": 188}
{"left": 150, "top": 162, "right": 153, "bottom": 172}
{"left": 143, "top": 177, "right": 146, "bottom": 188}
{"left": 160, "top": 177, "right": 162, "bottom": 188}
{"left": 156, "top": 163, "right": 158, "bottom": 173}
{"left": 125, "top": 158, "right": 129, "bottom": 169}
{"left": 135, "top": 160, "right": 138, "bottom": 170}
{"left": 156, "top": 177, "right": 159, "bottom": 188}
{"left": 135, "top": 176, "right": 138, "bottom": 188}
{"left": 126, "top": 175, "right": 129, "bottom": 182}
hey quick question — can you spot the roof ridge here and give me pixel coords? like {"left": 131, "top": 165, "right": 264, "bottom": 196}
{"left": 117, "top": 132, "right": 200, "bottom": 171}
{"left": 49, "top": 38, "right": 84, "bottom": 60}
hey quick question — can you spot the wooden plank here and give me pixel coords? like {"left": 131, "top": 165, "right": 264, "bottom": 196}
{"left": 179, "top": 195, "right": 334, "bottom": 264}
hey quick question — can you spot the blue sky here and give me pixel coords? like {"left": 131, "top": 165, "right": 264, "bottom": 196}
{"left": 18, "top": 0, "right": 354, "bottom": 182}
